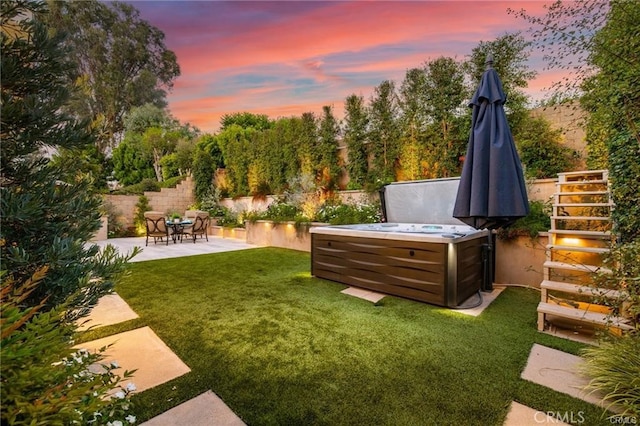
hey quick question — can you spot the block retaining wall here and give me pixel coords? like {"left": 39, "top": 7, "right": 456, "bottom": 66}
{"left": 104, "top": 177, "right": 195, "bottom": 229}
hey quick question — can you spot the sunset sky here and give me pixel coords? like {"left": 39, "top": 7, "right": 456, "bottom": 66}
{"left": 127, "top": 1, "right": 560, "bottom": 133}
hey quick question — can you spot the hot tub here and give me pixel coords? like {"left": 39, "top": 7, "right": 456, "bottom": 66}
{"left": 310, "top": 221, "right": 490, "bottom": 308}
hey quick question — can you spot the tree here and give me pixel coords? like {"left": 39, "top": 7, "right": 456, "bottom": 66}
{"left": 160, "top": 137, "right": 196, "bottom": 179}
{"left": 1, "top": 9, "right": 137, "bottom": 420}
{"left": 193, "top": 148, "right": 215, "bottom": 202}
{"left": 343, "top": 94, "right": 370, "bottom": 188}
{"left": 368, "top": 80, "right": 401, "bottom": 184}
{"left": 216, "top": 124, "right": 257, "bottom": 196}
{"left": 45, "top": 0, "right": 180, "bottom": 152}
{"left": 1, "top": 0, "right": 133, "bottom": 314}
{"left": 512, "top": 0, "right": 639, "bottom": 243}
{"left": 516, "top": 116, "right": 579, "bottom": 179}
{"left": 398, "top": 68, "right": 427, "bottom": 180}
{"left": 316, "top": 105, "right": 342, "bottom": 190}
{"left": 141, "top": 127, "right": 181, "bottom": 182}
{"left": 124, "top": 102, "right": 177, "bottom": 134}
{"left": 423, "top": 57, "right": 468, "bottom": 177}
{"left": 111, "top": 133, "right": 155, "bottom": 186}
{"left": 220, "top": 112, "right": 271, "bottom": 131}
{"left": 465, "top": 32, "right": 536, "bottom": 133}
{"left": 298, "top": 112, "right": 318, "bottom": 178}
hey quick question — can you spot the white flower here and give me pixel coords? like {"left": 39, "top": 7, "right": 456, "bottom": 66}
{"left": 126, "top": 382, "right": 137, "bottom": 392}
{"left": 110, "top": 361, "right": 120, "bottom": 368}
{"left": 114, "top": 391, "right": 125, "bottom": 399}
{"left": 125, "top": 414, "right": 136, "bottom": 424}
{"left": 107, "top": 421, "right": 123, "bottom": 426}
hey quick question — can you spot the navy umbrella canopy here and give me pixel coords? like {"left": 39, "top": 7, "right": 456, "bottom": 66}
{"left": 453, "top": 56, "right": 529, "bottom": 230}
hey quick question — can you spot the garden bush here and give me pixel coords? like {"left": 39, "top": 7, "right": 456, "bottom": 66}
{"left": 1, "top": 271, "right": 137, "bottom": 425}
{"left": 1, "top": 2, "right": 138, "bottom": 421}
{"left": 315, "top": 202, "right": 382, "bottom": 225}
{"left": 496, "top": 199, "right": 552, "bottom": 240}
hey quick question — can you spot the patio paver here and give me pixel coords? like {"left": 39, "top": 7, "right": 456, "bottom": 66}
{"left": 140, "top": 390, "right": 246, "bottom": 426}
{"left": 76, "top": 293, "right": 139, "bottom": 331}
{"left": 75, "top": 326, "right": 191, "bottom": 393}
{"left": 92, "top": 236, "right": 257, "bottom": 263}
{"left": 521, "top": 344, "right": 603, "bottom": 406}
{"left": 341, "top": 286, "right": 386, "bottom": 303}
{"left": 504, "top": 401, "right": 570, "bottom": 426}
{"left": 455, "top": 285, "right": 505, "bottom": 316}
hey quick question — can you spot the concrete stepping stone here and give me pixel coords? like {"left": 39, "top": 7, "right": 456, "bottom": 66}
{"left": 504, "top": 401, "right": 571, "bottom": 425}
{"left": 75, "top": 326, "right": 190, "bottom": 393}
{"left": 141, "top": 390, "right": 245, "bottom": 426}
{"left": 77, "top": 293, "right": 139, "bottom": 331}
{"left": 521, "top": 344, "right": 602, "bottom": 406}
{"left": 341, "top": 287, "right": 386, "bottom": 303}
{"left": 454, "top": 286, "right": 505, "bottom": 317}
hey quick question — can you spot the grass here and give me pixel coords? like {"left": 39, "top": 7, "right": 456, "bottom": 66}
{"left": 80, "top": 248, "right": 614, "bottom": 425}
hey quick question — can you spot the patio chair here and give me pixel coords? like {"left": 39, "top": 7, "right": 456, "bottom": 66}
{"left": 144, "top": 211, "right": 171, "bottom": 246}
{"left": 183, "top": 212, "right": 209, "bottom": 243}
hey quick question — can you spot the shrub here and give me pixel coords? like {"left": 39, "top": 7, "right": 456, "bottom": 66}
{"left": 592, "top": 241, "right": 640, "bottom": 328}
{"left": 215, "top": 209, "right": 245, "bottom": 228}
{"left": 134, "top": 195, "right": 151, "bottom": 236}
{"left": 314, "top": 202, "right": 382, "bottom": 225}
{"left": 516, "top": 115, "right": 580, "bottom": 179}
{"left": 245, "top": 201, "right": 301, "bottom": 223}
{"left": 496, "top": 200, "right": 552, "bottom": 240}
{"left": 1, "top": 2, "right": 139, "bottom": 421}
{"left": 198, "top": 189, "right": 228, "bottom": 217}
{"left": 1, "top": 270, "right": 137, "bottom": 425}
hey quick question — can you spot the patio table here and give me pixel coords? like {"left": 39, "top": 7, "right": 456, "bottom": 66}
{"left": 166, "top": 219, "right": 193, "bottom": 243}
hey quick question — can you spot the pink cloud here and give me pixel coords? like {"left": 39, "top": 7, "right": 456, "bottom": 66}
{"left": 132, "top": 1, "right": 557, "bottom": 132}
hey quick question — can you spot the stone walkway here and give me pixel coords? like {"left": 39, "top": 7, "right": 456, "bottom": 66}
{"left": 79, "top": 236, "right": 254, "bottom": 425}
{"left": 82, "top": 236, "right": 608, "bottom": 425}
{"left": 503, "top": 342, "right": 611, "bottom": 425}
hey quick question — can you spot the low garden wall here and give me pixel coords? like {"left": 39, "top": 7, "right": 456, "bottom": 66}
{"left": 495, "top": 233, "right": 548, "bottom": 288}
{"left": 246, "top": 220, "right": 328, "bottom": 252}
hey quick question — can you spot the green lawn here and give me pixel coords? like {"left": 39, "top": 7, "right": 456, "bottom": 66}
{"left": 79, "top": 247, "right": 612, "bottom": 425}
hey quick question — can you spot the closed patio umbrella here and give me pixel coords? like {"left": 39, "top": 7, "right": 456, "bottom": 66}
{"left": 453, "top": 55, "right": 529, "bottom": 289}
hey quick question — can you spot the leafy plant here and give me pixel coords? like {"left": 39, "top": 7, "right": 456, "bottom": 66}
{"left": 592, "top": 240, "right": 640, "bottom": 328}
{"left": 516, "top": 115, "right": 580, "bottom": 179}
{"left": 215, "top": 209, "right": 245, "bottom": 228}
{"left": 134, "top": 195, "right": 151, "bottom": 236}
{"left": 1, "top": 270, "right": 137, "bottom": 425}
{"left": 315, "top": 202, "right": 382, "bottom": 225}
{"left": 197, "top": 189, "right": 228, "bottom": 218}
{"left": 245, "top": 201, "right": 301, "bottom": 224}
{"left": 103, "top": 200, "right": 127, "bottom": 238}
{"left": 496, "top": 199, "right": 552, "bottom": 240}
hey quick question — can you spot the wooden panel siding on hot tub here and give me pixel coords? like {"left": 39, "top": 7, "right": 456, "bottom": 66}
{"left": 310, "top": 223, "right": 489, "bottom": 308}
